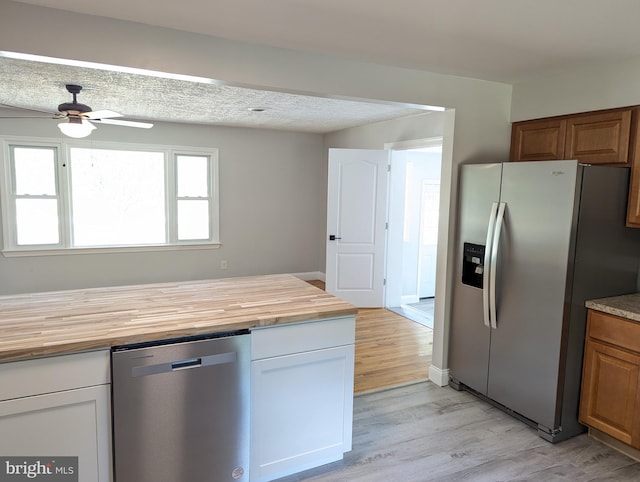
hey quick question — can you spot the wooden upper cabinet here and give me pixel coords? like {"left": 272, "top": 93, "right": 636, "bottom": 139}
{"left": 510, "top": 118, "right": 566, "bottom": 161}
{"left": 625, "top": 107, "right": 640, "bottom": 227}
{"left": 509, "top": 108, "right": 633, "bottom": 166}
{"left": 510, "top": 106, "right": 640, "bottom": 227}
{"left": 565, "top": 110, "right": 632, "bottom": 165}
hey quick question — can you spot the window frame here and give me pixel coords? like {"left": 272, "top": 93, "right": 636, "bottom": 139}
{"left": 7, "top": 142, "right": 65, "bottom": 249}
{"left": 0, "top": 136, "right": 220, "bottom": 256}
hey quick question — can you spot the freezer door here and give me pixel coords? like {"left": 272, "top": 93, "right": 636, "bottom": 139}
{"left": 449, "top": 163, "right": 502, "bottom": 395}
{"left": 487, "top": 160, "right": 579, "bottom": 429}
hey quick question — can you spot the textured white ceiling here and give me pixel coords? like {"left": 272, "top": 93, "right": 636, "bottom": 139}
{"left": 0, "top": 57, "right": 429, "bottom": 133}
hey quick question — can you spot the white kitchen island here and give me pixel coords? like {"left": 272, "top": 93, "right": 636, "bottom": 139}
{"left": 0, "top": 275, "right": 357, "bottom": 482}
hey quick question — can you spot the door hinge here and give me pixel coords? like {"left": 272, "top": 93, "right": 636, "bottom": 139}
{"left": 383, "top": 278, "right": 387, "bottom": 286}
{"left": 387, "top": 164, "right": 391, "bottom": 172}
{"left": 385, "top": 222, "right": 389, "bottom": 230}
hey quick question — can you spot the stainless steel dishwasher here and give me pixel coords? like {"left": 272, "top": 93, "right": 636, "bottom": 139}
{"left": 111, "top": 330, "right": 250, "bottom": 482}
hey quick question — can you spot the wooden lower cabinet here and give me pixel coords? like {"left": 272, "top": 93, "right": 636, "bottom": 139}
{"left": 579, "top": 339, "right": 640, "bottom": 446}
{"left": 579, "top": 310, "right": 640, "bottom": 449}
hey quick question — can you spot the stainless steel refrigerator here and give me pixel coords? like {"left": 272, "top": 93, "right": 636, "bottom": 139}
{"left": 449, "top": 160, "right": 640, "bottom": 443}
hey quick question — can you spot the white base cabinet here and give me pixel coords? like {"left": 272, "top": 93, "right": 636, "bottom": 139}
{"left": 0, "top": 316, "right": 355, "bottom": 482}
{"left": 250, "top": 316, "right": 355, "bottom": 482}
{"left": 0, "top": 350, "right": 112, "bottom": 482}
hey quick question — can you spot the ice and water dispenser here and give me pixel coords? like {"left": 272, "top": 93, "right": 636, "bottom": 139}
{"left": 462, "top": 242, "right": 485, "bottom": 289}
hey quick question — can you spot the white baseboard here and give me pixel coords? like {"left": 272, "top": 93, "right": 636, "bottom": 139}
{"left": 292, "top": 271, "right": 325, "bottom": 282}
{"left": 428, "top": 365, "right": 450, "bottom": 387}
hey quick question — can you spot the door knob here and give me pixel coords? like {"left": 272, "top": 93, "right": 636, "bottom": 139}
{"left": 329, "top": 235, "right": 342, "bottom": 241}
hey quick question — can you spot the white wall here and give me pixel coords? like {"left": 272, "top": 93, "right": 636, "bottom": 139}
{"left": 325, "top": 113, "right": 446, "bottom": 149}
{"left": 0, "top": 112, "right": 326, "bottom": 294}
{"left": 0, "top": 0, "right": 514, "bottom": 382}
{"left": 512, "top": 56, "right": 640, "bottom": 121}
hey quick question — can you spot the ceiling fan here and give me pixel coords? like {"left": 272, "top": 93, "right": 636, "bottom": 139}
{"left": 0, "top": 84, "right": 153, "bottom": 138}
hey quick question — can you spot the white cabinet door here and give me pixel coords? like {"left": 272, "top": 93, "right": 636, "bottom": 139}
{"left": 251, "top": 345, "right": 354, "bottom": 482}
{"left": 0, "top": 385, "right": 112, "bottom": 482}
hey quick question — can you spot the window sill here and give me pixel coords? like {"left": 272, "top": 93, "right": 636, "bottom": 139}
{"left": 2, "top": 243, "right": 222, "bottom": 258}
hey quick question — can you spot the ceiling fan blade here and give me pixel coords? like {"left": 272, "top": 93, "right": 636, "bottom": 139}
{"left": 93, "top": 118, "right": 153, "bottom": 129}
{"left": 85, "top": 110, "right": 123, "bottom": 120}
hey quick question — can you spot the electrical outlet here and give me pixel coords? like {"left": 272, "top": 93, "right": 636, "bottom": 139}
{"left": 220, "top": 260, "right": 228, "bottom": 270}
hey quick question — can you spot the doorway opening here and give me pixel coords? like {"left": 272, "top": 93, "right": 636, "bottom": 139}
{"left": 384, "top": 138, "right": 443, "bottom": 329}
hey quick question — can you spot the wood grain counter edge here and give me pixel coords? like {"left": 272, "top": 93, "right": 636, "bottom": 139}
{"left": 0, "top": 274, "right": 358, "bottom": 363}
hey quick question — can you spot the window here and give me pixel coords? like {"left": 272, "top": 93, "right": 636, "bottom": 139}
{"left": 11, "top": 146, "right": 60, "bottom": 246}
{"left": 1, "top": 139, "right": 219, "bottom": 254}
{"left": 70, "top": 147, "right": 167, "bottom": 246}
{"left": 176, "top": 154, "right": 211, "bottom": 241}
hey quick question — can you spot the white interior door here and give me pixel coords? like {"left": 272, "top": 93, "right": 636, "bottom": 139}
{"left": 326, "top": 148, "right": 390, "bottom": 307}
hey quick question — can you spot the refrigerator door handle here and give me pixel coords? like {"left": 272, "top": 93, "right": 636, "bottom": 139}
{"left": 483, "top": 202, "right": 499, "bottom": 328}
{"left": 489, "top": 202, "right": 506, "bottom": 329}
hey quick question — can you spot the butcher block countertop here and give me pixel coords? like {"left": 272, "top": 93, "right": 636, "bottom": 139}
{"left": 586, "top": 292, "right": 640, "bottom": 322}
{"left": 0, "top": 274, "right": 357, "bottom": 363}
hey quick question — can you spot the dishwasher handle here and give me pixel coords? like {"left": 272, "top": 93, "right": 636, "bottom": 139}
{"left": 131, "top": 351, "right": 237, "bottom": 378}
{"left": 171, "top": 357, "right": 202, "bottom": 370}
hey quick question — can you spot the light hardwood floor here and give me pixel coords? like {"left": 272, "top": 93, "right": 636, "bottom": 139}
{"left": 305, "top": 280, "right": 433, "bottom": 394}
{"left": 278, "top": 381, "right": 640, "bottom": 481}
{"left": 354, "top": 308, "right": 432, "bottom": 393}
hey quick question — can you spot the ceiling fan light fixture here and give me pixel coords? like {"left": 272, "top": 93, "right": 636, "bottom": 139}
{"left": 58, "top": 117, "right": 96, "bottom": 138}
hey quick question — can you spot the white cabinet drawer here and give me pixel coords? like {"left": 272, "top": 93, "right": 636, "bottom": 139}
{"left": 251, "top": 316, "right": 355, "bottom": 360}
{"left": 0, "top": 349, "right": 110, "bottom": 401}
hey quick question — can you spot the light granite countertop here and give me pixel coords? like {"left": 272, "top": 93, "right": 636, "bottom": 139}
{"left": 586, "top": 293, "right": 640, "bottom": 322}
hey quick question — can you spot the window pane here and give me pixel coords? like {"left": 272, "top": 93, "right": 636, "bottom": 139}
{"left": 178, "top": 200, "right": 209, "bottom": 240}
{"left": 177, "top": 155, "right": 208, "bottom": 197}
{"left": 15, "top": 199, "right": 59, "bottom": 245}
{"left": 70, "top": 148, "right": 166, "bottom": 246}
{"left": 13, "top": 147, "right": 57, "bottom": 195}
